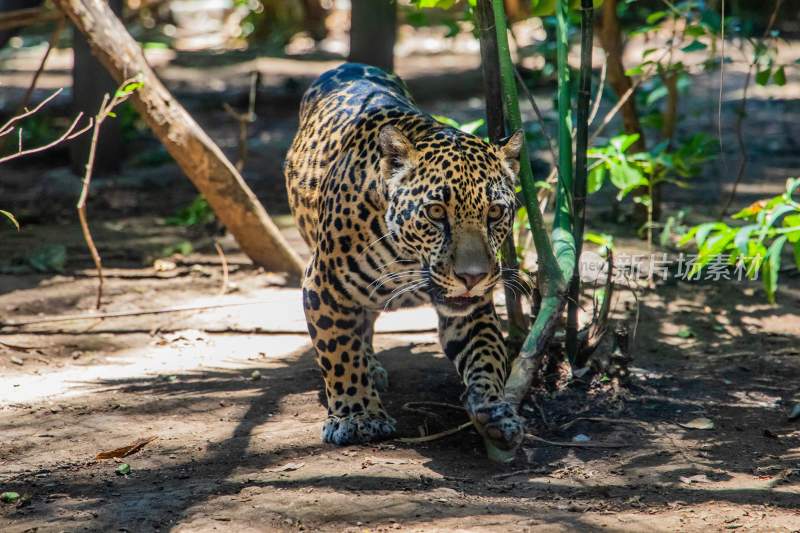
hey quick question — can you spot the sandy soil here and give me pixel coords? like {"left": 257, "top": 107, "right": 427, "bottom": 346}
{"left": 1, "top": 222, "right": 799, "bottom": 532}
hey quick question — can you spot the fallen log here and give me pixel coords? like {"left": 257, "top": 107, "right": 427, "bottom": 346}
{"left": 51, "top": 0, "right": 305, "bottom": 277}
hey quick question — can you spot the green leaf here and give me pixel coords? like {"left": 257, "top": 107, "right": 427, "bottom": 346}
{"left": 734, "top": 224, "right": 758, "bottom": 254}
{"left": 610, "top": 133, "right": 640, "bottom": 153}
{"left": 530, "top": 0, "right": 557, "bottom": 16}
{"left": 625, "top": 66, "right": 644, "bottom": 76}
{"left": 773, "top": 66, "right": 786, "bottom": 86}
{"left": 692, "top": 229, "right": 735, "bottom": 274}
{"left": 677, "top": 327, "right": 694, "bottom": 339}
{"left": 584, "top": 231, "right": 613, "bottom": 250}
{"left": 116, "top": 463, "right": 131, "bottom": 476}
{"left": 764, "top": 204, "right": 795, "bottom": 235}
{"left": 645, "top": 85, "right": 668, "bottom": 107}
{"left": 608, "top": 161, "right": 646, "bottom": 196}
{"left": 684, "top": 25, "right": 706, "bottom": 38}
{"left": 1, "top": 492, "right": 20, "bottom": 504}
{"left": 646, "top": 11, "right": 666, "bottom": 25}
{"left": 0, "top": 209, "right": 19, "bottom": 230}
{"left": 755, "top": 68, "right": 771, "bottom": 86}
{"left": 416, "top": 0, "right": 455, "bottom": 8}
{"left": 681, "top": 40, "right": 708, "bottom": 53}
{"left": 587, "top": 165, "right": 606, "bottom": 193}
{"left": 115, "top": 80, "right": 144, "bottom": 98}
{"left": 695, "top": 222, "right": 725, "bottom": 247}
{"left": 432, "top": 114, "right": 459, "bottom": 128}
{"left": 794, "top": 241, "right": 800, "bottom": 269}
{"left": 28, "top": 244, "right": 67, "bottom": 273}
{"left": 457, "top": 118, "right": 485, "bottom": 135}
{"left": 764, "top": 235, "right": 787, "bottom": 303}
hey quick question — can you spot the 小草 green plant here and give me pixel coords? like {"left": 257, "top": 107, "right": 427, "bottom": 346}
{"left": 679, "top": 177, "right": 800, "bottom": 303}
{"left": 588, "top": 132, "right": 717, "bottom": 245}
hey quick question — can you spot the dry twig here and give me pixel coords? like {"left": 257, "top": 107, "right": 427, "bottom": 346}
{"left": 0, "top": 300, "right": 271, "bottom": 329}
{"left": 19, "top": 18, "right": 65, "bottom": 113}
{"left": 0, "top": 6, "right": 61, "bottom": 32}
{"left": 719, "top": 0, "right": 784, "bottom": 216}
{"left": 0, "top": 89, "right": 93, "bottom": 165}
{"left": 222, "top": 71, "right": 259, "bottom": 172}
{"left": 213, "top": 241, "right": 230, "bottom": 296}
{"left": 396, "top": 421, "right": 473, "bottom": 444}
{"left": 77, "top": 76, "right": 143, "bottom": 309}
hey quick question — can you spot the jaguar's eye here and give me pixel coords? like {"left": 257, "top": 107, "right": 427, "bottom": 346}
{"left": 425, "top": 204, "right": 447, "bottom": 222}
{"left": 488, "top": 204, "right": 505, "bottom": 222}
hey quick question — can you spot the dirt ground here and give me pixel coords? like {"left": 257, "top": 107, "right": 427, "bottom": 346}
{"left": 2, "top": 42, "right": 800, "bottom": 532}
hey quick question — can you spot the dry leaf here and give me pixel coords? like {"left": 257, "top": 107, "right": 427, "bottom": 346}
{"left": 96, "top": 436, "right": 157, "bottom": 460}
{"left": 679, "top": 474, "right": 712, "bottom": 484}
{"left": 267, "top": 462, "right": 305, "bottom": 473}
{"left": 361, "top": 456, "right": 410, "bottom": 467}
{"left": 677, "top": 417, "right": 714, "bottom": 430}
{"left": 153, "top": 259, "right": 177, "bottom": 272}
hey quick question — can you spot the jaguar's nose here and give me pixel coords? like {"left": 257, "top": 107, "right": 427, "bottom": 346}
{"left": 455, "top": 270, "right": 488, "bottom": 291}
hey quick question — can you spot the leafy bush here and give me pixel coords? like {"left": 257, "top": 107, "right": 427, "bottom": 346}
{"left": 588, "top": 132, "right": 717, "bottom": 242}
{"left": 166, "top": 195, "right": 215, "bottom": 227}
{"left": 679, "top": 178, "right": 800, "bottom": 303}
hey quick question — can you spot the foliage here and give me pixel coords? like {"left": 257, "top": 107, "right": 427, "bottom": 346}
{"left": 166, "top": 195, "right": 216, "bottom": 227}
{"left": 432, "top": 115, "right": 485, "bottom": 135}
{"left": 588, "top": 132, "right": 717, "bottom": 240}
{"left": 1, "top": 210, "right": 19, "bottom": 231}
{"left": 679, "top": 178, "right": 800, "bottom": 303}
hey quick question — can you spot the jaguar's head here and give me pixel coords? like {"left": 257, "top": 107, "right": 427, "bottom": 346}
{"left": 379, "top": 124, "right": 522, "bottom": 316}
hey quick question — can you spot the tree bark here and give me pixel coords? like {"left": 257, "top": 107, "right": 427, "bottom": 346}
{"left": 52, "top": 0, "right": 304, "bottom": 276}
{"left": 595, "top": 0, "right": 645, "bottom": 153}
{"left": 348, "top": 0, "right": 396, "bottom": 72}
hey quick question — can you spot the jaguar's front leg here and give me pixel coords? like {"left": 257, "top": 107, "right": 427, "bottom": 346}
{"left": 303, "top": 269, "right": 395, "bottom": 445}
{"left": 438, "top": 298, "right": 524, "bottom": 451}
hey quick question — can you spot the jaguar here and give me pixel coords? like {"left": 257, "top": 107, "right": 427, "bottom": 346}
{"left": 284, "top": 63, "right": 524, "bottom": 452}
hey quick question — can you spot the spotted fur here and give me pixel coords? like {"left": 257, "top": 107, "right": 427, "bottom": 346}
{"left": 285, "top": 63, "right": 524, "bottom": 450}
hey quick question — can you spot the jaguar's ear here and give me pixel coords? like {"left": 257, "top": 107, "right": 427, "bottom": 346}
{"left": 497, "top": 129, "right": 524, "bottom": 178}
{"left": 379, "top": 125, "right": 416, "bottom": 195}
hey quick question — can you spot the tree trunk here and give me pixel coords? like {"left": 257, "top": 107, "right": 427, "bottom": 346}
{"left": 301, "top": 0, "right": 327, "bottom": 42}
{"left": 596, "top": 0, "right": 645, "bottom": 151}
{"left": 52, "top": 0, "right": 304, "bottom": 276}
{"left": 69, "top": 0, "right": 123, "bottom": 176}
{"left": 348, "top": 0, "right": 396, "bottom": 72}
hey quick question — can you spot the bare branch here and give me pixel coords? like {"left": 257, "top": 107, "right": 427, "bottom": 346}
{"left": 0, "top": 112, "right": 93, "bottom": 165}
{"left": 0, "top": 88, "right": 63, "bottom": 137}
{"left": 720, "top": 0, "right": 784, "bottom": 216}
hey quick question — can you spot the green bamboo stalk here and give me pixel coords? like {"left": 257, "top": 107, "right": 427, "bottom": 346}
{"left": 489, "top": 0, "right": 565, "bottom": 294}
{"left": 554, "top": 0, "right": 574, "bottom": 233}
{"left": 488, "top": 0, "right": 576, "bottom": 461}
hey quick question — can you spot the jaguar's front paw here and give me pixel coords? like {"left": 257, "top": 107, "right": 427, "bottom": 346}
{"left": 470, "top": 401, "right": 524, "bottom": 452}
{"left": 322, "top": 412, "right": 396, "bottom": 445}
{"left": 368, "top": 358, "right": 389, "bottom": 392}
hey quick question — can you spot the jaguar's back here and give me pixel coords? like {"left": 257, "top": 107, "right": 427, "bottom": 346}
{"left": 284, "top": 63, "right": 424, "bottom": 248}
